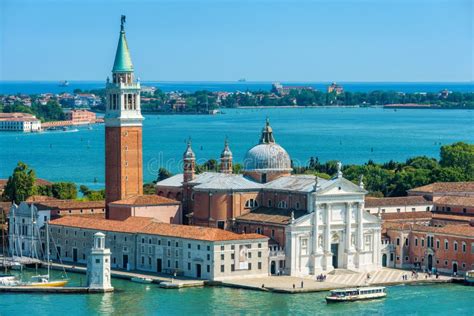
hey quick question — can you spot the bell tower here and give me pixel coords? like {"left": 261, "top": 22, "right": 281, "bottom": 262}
{"left": 183, "top": 139, "right": 196, "bottom": 183}
{"left": 105, "top": 15, "right": 143, "bottom": 218}
{"left": 220, "top": 138, "right": 233, "bottom": 174}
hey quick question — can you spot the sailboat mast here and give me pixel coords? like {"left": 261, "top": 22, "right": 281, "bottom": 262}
{"left": 46, "top": 222, "right": 50, "bottom": 276}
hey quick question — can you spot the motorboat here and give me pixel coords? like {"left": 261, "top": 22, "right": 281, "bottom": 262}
{"left": 131, "top": 277, "right": 153, "bottom": 284}
{"left": 326, "top": 286, "right": 387, "bottom": 303}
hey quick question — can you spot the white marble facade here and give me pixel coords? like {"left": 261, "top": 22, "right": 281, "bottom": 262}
{"left": 285, "top": 176, "right": 382, "bottom": 276}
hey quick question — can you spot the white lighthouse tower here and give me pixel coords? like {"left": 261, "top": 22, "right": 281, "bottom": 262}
{"left": 87, "top": 232, "right": 113, "bottom": 292}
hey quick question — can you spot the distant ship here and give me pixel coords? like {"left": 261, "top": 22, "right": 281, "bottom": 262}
{"left": 59, "top": 80, "right": 70, "bottom": 87}
{"left": 238, "top": 78, "right": 246, "bottom": 82}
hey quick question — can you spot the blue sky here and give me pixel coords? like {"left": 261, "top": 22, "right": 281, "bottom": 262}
{"left": 0, "top": 0, "right": 472, "bottom": 81}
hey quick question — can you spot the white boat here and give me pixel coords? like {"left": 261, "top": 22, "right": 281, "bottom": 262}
{"left": 0, "top": 274, "right": 20, "bottom": 286}
{"left": 465, "top": 270, "right": 474, "bottom": 285}
{"left": 131, "top": 277, "right": 153, "bottom": 284}
{"left": 326, "top": 286, "right": 387, "bottom": 303}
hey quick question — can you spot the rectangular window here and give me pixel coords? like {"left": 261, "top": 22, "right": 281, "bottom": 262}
{"left": 258, "top": 251, "right": 262, "bottom": 258}
{"left": 221, "top": 254, "right": 224, "bottom": 260}
{"left": 207, "top": 265, "right": 210, "bottom": 273}
{"left": 207, "top": 254, "right": 210, "bottom": 260}
{"left": 300, "top": 238, "right": 308, "bottom": 255}
{"left": 258, "top": 262, "right": 262, "bottom": 270}
{"left": 188, "top": 243, "right": 191, "bottom": 249}
{"left": 415, "top": 238, "right": 418, "bottom": 247}
{"left": 188, "top": 262, "right": 191, "bottom": 270}
{"left": 231, "top": 264, "right": 235, "bottom": 272}
{"left": 221, "top": 245, "right": 225, "bottom": 251}
{"left": 445, "top": 241, "right": 449, "bottom": 250}
{"left": 221, "top": 265, "right": 224, "bottom": 273}
{"left": 248, "top": 263, "right": 252, "bottom": 270}
{"left": 436, "top": 240, "right": 440, "bottom": 249}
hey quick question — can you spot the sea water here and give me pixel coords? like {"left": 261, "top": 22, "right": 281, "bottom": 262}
{"left": 1, "top": 107, "right": 473, "bottom": 190}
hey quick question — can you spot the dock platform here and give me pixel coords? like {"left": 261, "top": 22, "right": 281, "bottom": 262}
{"left": 0, "top": 286, "right": 113, "bottom": 294}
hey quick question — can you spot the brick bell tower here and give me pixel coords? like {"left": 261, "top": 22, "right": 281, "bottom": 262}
{"left": 105, "top": 15, "right": 144, "bottom": 218}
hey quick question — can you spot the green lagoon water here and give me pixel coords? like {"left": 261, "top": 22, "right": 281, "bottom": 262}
{"left": 1, "top": 107, "right": 473, "bottom": 190}
{"left": 0, "top": 269, "right": 473, "bottom": 315}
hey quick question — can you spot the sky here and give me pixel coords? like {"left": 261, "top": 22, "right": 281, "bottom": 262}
{"left": 0, "top": 0, "right": 472, "bottom": 82}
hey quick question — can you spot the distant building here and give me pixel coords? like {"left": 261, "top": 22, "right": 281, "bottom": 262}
{"left": 272, "top": 82, "right": 314, "bottom": 96}
{"left": 364, "top": 196, "right": 432, "bottom": 215}
{"left": 108, "top": 195, "right": 182, "bottom": 223}
{"left": 65, "top": 109, "right": 97, "bottom": 125}
{"left": 141, "top": 86, "right": 156, "bottom": 95}
{"left": 433, "top": 196, "right": 474, "bottom": 216}
{"left": 408, "top": 182, "right": 474, "bottom": 201}
{"left": 0, "top": 113, "right": 41, "bottom": 132}
{"left": 327, "top": 82, "right": 344, "bottom": 95}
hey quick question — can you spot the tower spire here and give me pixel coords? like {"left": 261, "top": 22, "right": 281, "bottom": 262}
{"left": 259, "top": 117, "right": 275, "bottom": 144}
{"left": 113, "top": 15, "right": 134, "bottom": 73}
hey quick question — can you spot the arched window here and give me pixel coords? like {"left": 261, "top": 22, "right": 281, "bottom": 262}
{"left": 245, "top": 199, "right": 258, "bottom": 209}
{"left": 277, "top": 200, "right": 288, "bottom": 209}
{"left": 158, "top": 191, "right": 164, "bottom": 196}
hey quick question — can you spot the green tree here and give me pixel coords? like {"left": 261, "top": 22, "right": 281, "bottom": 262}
{"left": 143, "top": 183, "right": 156, "bottom": 195}
{"left": 156, "top": 168, "right": 172, "bottom": 182}
{"left": 2, "top": 162, "right": 36, "bottom": 203}
{"left": 51, "top": 182, "right": 77, "bottom": 199}
{"left": 440, "top": 142, "right": 474, "bottom": 178}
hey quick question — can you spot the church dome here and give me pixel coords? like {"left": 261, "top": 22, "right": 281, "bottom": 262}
{"left": 243, "top": 119, "right": 292, "bottom": 172}
{"left": 243, "top": 143, "right": 291, "bottom": 171}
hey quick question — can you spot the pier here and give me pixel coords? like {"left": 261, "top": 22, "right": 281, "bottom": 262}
{"left": 0, "top": 286, "right": 112, "bottom": 294}
{"left": 49, "top": 262, "right": 205, "bottom": 288}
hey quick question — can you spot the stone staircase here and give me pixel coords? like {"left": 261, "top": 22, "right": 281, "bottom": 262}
{"left": 325, "top": 268, "right": 408, "bottom": 286}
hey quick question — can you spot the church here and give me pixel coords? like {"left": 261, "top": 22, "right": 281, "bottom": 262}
{"left": 156, "top": 120, "right": 382, "bottom": 275}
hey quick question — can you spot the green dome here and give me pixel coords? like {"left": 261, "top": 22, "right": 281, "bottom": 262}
{"left": 112, "top": 30, "right": 134, "bottom": 72}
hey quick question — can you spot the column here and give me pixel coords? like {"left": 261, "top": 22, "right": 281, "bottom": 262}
{"left": 313, "top": 203, "right": 319, "bottom": 254}
{"left": 357, "top": 202, "right": 363, "bottom": 251}
{"left": 325, "top": 204, "right": 331, "bottom": 254}
{"left": 345, "top": 202, "right": 352, "bottom": 251}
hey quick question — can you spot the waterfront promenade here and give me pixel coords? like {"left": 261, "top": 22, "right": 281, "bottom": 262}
{"left": 48, "top": 261, "right": 451, "bottom": 293}
{"left": 220, "top": 268, "right": 451, "bottom": 293}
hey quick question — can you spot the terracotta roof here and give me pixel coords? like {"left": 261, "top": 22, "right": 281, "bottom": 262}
{"left": 26, "top": 195, "right": 59, "bottom": 202}
{"left": 49, "top": 216, "right": 268, "bottom": 242}
{"left": 435, "top": 196, "right": 474, "bottom": 207}
{"left": 236, "top": 207, "right": 307, "bottom": 225}
{"left": 432, "top": 214, "right": 474, "bottom": 222}
{"left": 109, "top": 195, "right": 179, "bottom": 206}
{"left": 383, "top": 222, "right": 474, "bottom": 238}
{"left": 365, "top": 196, "right": 431, "bottom": 208}
{"left": 50, "top": 216, "right": 153, "bottom": 233}
{"left": 381, "top": 212, "right": 433, "bottom": 221}
{"left": 35, "top": 200, "right": 105, "bottom": 210}
{"left": 408, "top": 182, "right": 474, "bottom": 194}
{"left": 0, "top": 178, "right": 52, "bottom": 190}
